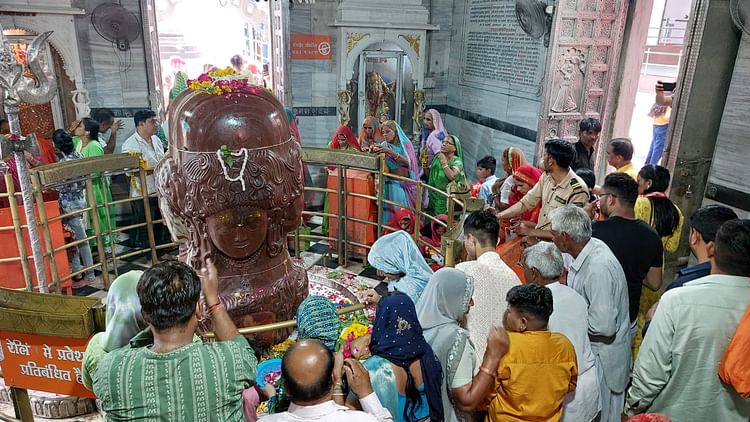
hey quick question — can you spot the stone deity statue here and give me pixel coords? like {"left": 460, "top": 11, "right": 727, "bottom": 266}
{"left": 156, "top": 79, "right": 308, "bottom": 347}
{"left": 366, "top": 71, "right": 395, "bottom": 119}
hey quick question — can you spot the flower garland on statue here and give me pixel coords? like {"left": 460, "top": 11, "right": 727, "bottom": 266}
{"left": 186, "top": 68, "right": 269, "bottom": 190}
{"left": 187, "top": 67, "right": 266, "bottom": 96}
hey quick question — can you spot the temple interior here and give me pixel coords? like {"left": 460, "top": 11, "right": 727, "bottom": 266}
{"left": 1, "top": 0, "right": 749, "bottom": 420}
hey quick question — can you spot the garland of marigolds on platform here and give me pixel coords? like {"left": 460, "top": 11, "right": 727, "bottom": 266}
{"left": 187, "top": 67, "right": 266, "bottom": 96}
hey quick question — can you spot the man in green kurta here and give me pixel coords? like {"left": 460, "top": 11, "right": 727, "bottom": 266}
{"left": 92, "top": 259, "right": 257, "bottom": 421}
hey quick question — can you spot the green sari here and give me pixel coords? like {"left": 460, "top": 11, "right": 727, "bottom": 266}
{"left": 426, "top": 136, "right": 465, "bottom": 216}
{"left": 77, "top": 138, "right": 116, "bottom": 248}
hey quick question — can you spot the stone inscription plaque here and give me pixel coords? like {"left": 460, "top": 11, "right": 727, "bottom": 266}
{"left": 459, "top": 0, "right": 546, "bottom": 99}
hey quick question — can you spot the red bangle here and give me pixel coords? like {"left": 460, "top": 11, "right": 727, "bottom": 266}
{"left": 207, "top": 302, "right": 224, "bottom": 315}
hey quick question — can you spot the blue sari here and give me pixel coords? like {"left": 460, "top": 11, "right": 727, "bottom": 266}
{"left": 367, "top": 231, "right": 433, "bottom": 304}
{"left": 380, "top": 124, "right": 419, "bottom": 224}
{"left": 366, "top": 295, "right": 444, "bottom": 422}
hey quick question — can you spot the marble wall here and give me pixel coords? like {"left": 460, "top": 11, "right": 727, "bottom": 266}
{"left": 440, "top": 0, "right": 544, "bottom": 182}
{"left": 288, "top": 0, "right": 545, "bottom": 169}
{"left": 290, "top": 1, "right": 339, "bottom": 148}
{"left": 70, "top": 0, "right": 151, "bottom": 151}
{"left": 72, "top": 0, "right": 150, "bottom": 109}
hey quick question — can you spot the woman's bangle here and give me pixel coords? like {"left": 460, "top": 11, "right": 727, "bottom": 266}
{"left": 207, "top": 302, "right": 224, "bottom": 315}
{"left": 478, "top": 366, "right": 494, "bottom": 378}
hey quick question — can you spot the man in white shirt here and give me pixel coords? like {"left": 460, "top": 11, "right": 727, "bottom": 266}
{"left": 260, "top": 339, "right": 393, "bottom": 422}
{"left": 549, "top": 205, "right": 630, "bottom": 422}
{"left": 121, "top": 109, "right": 167, "bottom": 247}
{"left": 522, "top": 241, "right": 601, "bottom": 422}
{"left": 626, "top": 219, "right": 750, "bottom": 421}
{"left": 457, "top": 210, "right": 520, "bottom": 357}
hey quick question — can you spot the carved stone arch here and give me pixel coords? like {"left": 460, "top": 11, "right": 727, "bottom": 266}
{"left": 344, "top": 36, "right": 422, "bottom": 90}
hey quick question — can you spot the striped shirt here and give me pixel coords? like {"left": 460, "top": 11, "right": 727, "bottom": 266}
{"left": 93, "top": 332, "right": 257, "bottom": 421}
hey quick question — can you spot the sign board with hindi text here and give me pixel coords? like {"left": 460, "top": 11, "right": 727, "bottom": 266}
{"left": 0, "top": 332, "right": 95, "bottom": 398}
{"left": 291, "top": 34, "right": 332, "bottom": 60}
{"left": 0, "top": 288, "right": 101, "bottom": 399}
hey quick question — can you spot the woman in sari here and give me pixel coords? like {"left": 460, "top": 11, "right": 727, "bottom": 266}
{"left": 633, "top": 165, "right": 683, "bottom": 354}
{"left": 384, "top": 207, "right": 416, "bottom": 236}
{"left": 74, "top": 118, "right": 116, "bottom": 249}
{"left": 416, "top": 268, "right": 508, "bottom": 421}
{"left": 323, "top": 125, "right": 363, "bottom": 233}
{"left": 328, "top": 125, "right": 362, "bottom": 151}
{"left": 508, "top": 164, "right": 543, "bottom": 224}
{"left": 365, "top": 230, "right": 433, "bottom": 305}
{"left": 82, "top": 270, "right": 146, "bottom": 390}
{"left": 427, "top": 135, "right": 465, "bottom": 217}
{"left": 347, "top": 295, "right": 444, "bottom": 422}
{"left": 420, "top": 214, "right": 449, "bottom": 270}
{"left": 264, "top": 295, "right": 343, "bottom": 416}
{"left": 492, "top": 147, "right": 528, "bottom": 211}
{"left": 372, "top": 120, "right": 419, "bottom": 224}
{"left": 285, "top": 107, "right": 302, "bottom": 145}
{"left": 359, "top": 116, "right": 384, "bottom": 152}
{"left": 420, "top": 109, "right": 448, "bottom": 178}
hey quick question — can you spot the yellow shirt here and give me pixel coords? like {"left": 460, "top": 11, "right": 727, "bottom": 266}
{"left": 653, "top": 106, "right": 671, "bottom": 125}
{"left": 486, "top": 331, "right": 578, "bottom": 422}
{"left": 616, "top": 162, "right": 639, "bottom": 181}
{"left": 634, "top": 196, "right": 684, "bottom": 253}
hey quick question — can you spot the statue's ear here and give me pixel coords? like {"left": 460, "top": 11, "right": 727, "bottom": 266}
{"left": 266, "top": 208, "right": 285, "bottom": 258}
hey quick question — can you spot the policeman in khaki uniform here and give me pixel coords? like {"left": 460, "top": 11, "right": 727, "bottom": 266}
{"left": 498, "top": 139, "right": 590, "bottom": 240}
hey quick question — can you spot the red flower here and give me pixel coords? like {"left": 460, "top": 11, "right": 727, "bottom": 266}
{"left": 8, "top": 134, "right": 21, "bottom": 142}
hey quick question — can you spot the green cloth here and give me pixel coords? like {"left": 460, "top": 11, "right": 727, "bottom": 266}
{"left": 169, "top": 71, "right": 188, "bottom": 101}
{"left": 426, "top": 136, "right": 465, "bottom": 216}
{"left": 93, "top": 332, "right": 257, "bottom": 422}
{"left": 155, "top": 125, "right": 168, "bottom": 150}
{"left": 80, "top": 140, "right": 116, "bottom": 248}
{"left": 82, "top": 271, "right": 145, "bottom": 390}
{"left": 296, "top": 296, "right": 341, "bottom": 351}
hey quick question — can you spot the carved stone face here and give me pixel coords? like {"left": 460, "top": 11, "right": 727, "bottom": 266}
{"left": 206, "top": 207, "right": 268, "bottom": 260}
{"left": 156, "top": 85, "right": 308, "bottom": 346}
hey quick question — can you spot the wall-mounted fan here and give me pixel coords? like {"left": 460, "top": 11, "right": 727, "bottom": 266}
{"left": 731, "top": 0, "right": 750, "bottom": 36}
{"left": 91, "top": 2, "right": 141, "bottom": 51}
{"left": 515, "top": 0, "right": 555, "bottom": 47}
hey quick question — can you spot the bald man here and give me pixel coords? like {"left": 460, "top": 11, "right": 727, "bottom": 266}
{"left": 260, "top": 339, "right": 393, "bottom": 421}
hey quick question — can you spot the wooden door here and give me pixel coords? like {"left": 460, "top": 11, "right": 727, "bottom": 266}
{"left": 537, "top": 0, "right": 629, "bottom": 166}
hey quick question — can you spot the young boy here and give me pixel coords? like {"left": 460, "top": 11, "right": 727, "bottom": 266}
{"left": 476, "top": 155, "right": 498, "bottom": 206}
{"left": 486, "top": 284, "right": 578, "bottom": 422}
{"left": 53, "top": 129, "right": 96, "bottom": 287}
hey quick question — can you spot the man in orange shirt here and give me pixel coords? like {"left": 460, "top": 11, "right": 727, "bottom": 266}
{"left": 486, "top": 284, "right": 578, "bottom": 422}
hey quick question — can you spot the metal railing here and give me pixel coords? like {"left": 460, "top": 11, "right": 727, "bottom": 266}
{"left": 0, "top": 154, "right": 175, "bottom": 294}
{"left": 288, "top": 147, "right": 483, "bottom": 267}
{"left": 641, "top": 48, "right": 683, "bottom": 77}
{"left": 646, "top": 18, "right": 689, "bottom": 46}
{"left": 1, "top": 148, "right": 480, "bottom": 294}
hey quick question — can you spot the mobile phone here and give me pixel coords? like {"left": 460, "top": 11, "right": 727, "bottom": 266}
{"left": 661, "top": 82, "right": 676, "bottom": 92}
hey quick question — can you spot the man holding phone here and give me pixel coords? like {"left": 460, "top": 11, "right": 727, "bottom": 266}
{"left": 645, "top": 81, "right": 675, "bottom": 165}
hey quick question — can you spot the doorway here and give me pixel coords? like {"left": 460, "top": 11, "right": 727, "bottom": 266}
{"left": 350, "top": 46, "right": 413, "bottom": 132}
{"left": 626, "top": 0, "right": 691, "bottom": 169}
{"left": 142, "top": 0, "right": 280, "bottom": 113}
